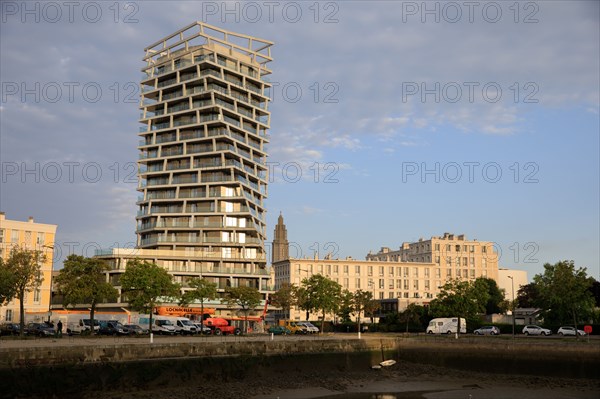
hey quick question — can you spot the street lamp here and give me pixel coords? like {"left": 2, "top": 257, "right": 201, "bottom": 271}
{"left": 508, "top": 275, "right": 515, "bottom": 338}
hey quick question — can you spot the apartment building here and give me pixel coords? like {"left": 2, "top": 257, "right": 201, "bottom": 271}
{"left": 0, "top": 212, "right": 57, "bottom": 323}
{"left": 366, "top": 233, "right": 499, "bottom": 282}
{"left": 94, "top": 22, "right": 274, "bottom": 310}
{"left": 273, "top": 257, "right": 438, "bottom": 320}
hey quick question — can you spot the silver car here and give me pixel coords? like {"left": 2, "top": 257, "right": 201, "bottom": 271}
{"left": 473, "top": 326, "right": 500, "bottom": 335}
{"left": 522, "top": 325, "right": 552, "bottom": 336}
{"left": 557, "top": 326, "right": 586, "bottom": 336}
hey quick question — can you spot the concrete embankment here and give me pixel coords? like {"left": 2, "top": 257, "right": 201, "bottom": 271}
{"left": 1, "top": 336, "right": 598, "bottom": 398}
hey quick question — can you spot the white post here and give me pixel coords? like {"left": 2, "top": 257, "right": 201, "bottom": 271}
{"left": 270, "top": 332, "right": 274, "bottom": 341}
{"left": 150, "top": 333, "right": 154, "bottom": 344}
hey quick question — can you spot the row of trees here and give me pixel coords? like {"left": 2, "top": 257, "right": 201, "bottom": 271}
{"left": 0, "top": 248, "right": 263, "bottom": 336}
{"left": 270, "top": 274, "right": 379, "bottom": 333}
{"left": 516, "top": 260, "right": 598, "bottom": 329}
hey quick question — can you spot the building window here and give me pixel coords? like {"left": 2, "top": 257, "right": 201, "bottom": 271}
{"left": 379, "top": 292, "right": 384, "bottom": 299}
{"left": 389, "top": 280, "right": 394, "bottom": 289}
{"left": 396, "top": 279, "right": 401, "bottom": 289}
{"left": 463, "top": 257, "right": 468, "bottom": 266}
{"left": 343, "top": 265, "right": 349, "bottom": 275}
{"left": 424, "top": 281, "right": 430, "bottom": 290}
{"left": 379, "top": 279, "right": 385, "bottom": 289}
{"left": 327, "top": 265, "right": 331, "bottom": 274}
{"left": 413, "top": 280, "right": 419, "bottom": 290}
{"left": 403, "top": 267, "right": 409, "bottom": 277}
{"left": 379, "top": 266, "right": 384, "bottom": 276}
{"left": 11, "top": 230, "right": 19, "bottom": 243}
{"left": 5, "top": 309, "right": 13, "bottom": 322}
{"left": 368, "top": 266, "right": 373, "bottom": 276}
{"left": 470, "top": 269, "right": 475, "bottom": 278}
{"left": 34, "top": 289, "right": 41, "bottom": 303}
{"left": 435, "top": 243, "right": 440, "bottom": 251}
{"left": 435, "top": 269, "right": 441, "bottom": 278}
{"left": 389, "top": 292, "right": 395, "bottom": 299}
{"left": 403, "top": 292, "right": 409, "bottom": 298}
{"left": 470, "top": 245, "right": 475, "bottom": 253}
{"left": 0, "top": 229, "right": 4, "bottom": 243}
{"left": 403, "top": 280, "right": 408, "bottom": 290}
{"left": 356, "top": 279, "right": 361, "bottom": 289}
{"left": 344, "top": 278, "right": 349, "bottom": 288}
{"left": 389, "top": 267, "right": 394, "bottom": 277}
{"left": 446, "top": 269, "right": 452, "bottom": 277}
{"left": 455, "top": 245, "right": 461, "bottom": 252}
{"left": 355, "top": 265, "right": 361, "bottom": 275}
{"left": 333, "top": 265, "right": 339, "bottom": 274}
{"left": 425, "top": 268, "right": 430, "bottom": 278}
{"left": 446, "top": 256, "right": 451, "bottom": 266}
{"left": 413, "top": 267, "right": 418, "bottom": 278}
{"left": 482, "top": 246, "right": 487, "bottom": 253}
{"left": 446, "top": 244, "right": 451, "bottom": 252}
{"left": 470, "top": 257, "right": 475, "bottom": 266}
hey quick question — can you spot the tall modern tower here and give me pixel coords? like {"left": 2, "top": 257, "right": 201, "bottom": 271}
{"left": 136, "top": 22, "right": 272, "bottom": 278}
{"left": 272, "top": 212, "right": 289, "bottom": 263}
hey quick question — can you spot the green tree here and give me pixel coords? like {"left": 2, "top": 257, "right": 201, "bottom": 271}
{"left": 516, "top": 282, "right": 540, "bottom": 308}
{"left": 120, "top": 259, "right": 180, "bottom": 335}
{"left": 400, "top": 303, "right": 423, "bottom": 333}
{"left": 179, "top": 277, "right": 217, "bottom": 331}
{"left": 364, "top": 299, "right": 380, "bottom": 324}
{"left": 223, "top": 285, "right": 262, "bottom": 334}
{"left": 55, "top": 255, "right": 118, "bottom": 335}
{"left": 353, "top": 289, "right": 373, "bottom": 332}
{"left": 474, "top": 277, "right": 507, "bottom": 314}
{"left": 2, "top": 246, "right": 46, "bottom": 337}
{"left": 429, "top": 278, "right": 489, "bottom": 335}
{"left": 534, "top": 260, "right": 595, "bottom": 337}
{"left": 299, "top": 274, "right": 342, "bottom": 333}
{"left": 0, "top": 258, "right": 17, "bottom": 306}
{"left": 336, "top": 289, "right": 355, "bottom": 323}
{"left": 270, "top": 283, "right": 297, "bottom": 321}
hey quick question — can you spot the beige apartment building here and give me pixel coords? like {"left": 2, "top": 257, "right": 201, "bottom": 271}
{"left": 92, "top": 23, "right": 274, "bottom": 311}
{"left": 0, "top": 213, "right": 57, "bottom": 323}
{"left": 366, "top": 233, "right": 499, "bottom": 282}
{"left": 272, "top": 223, "right": 501, "bottom": 320}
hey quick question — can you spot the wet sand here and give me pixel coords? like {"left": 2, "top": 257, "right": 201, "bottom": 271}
{"left": 95, "top": 359, "right": 600, "bottom": 399}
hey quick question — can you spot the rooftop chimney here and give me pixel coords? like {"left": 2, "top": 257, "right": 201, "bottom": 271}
{"left": 28, "top": 216, "right": 34, "bottom": 223}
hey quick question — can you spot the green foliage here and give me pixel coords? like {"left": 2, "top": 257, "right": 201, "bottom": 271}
{"left": 120, "top": 259, "right": 180, "bottom": 334}
{"left": 533, "top": 260, "right": 595, "bottom": 329}
{"left": 516, "top": 282, "right": 540, "bottom": 308}
{"left": 270, "top": 283, "right": 297, "bottom": 318}
{"left": 336, "top": 289, "right": 355, "bottom": 323}
{"left": 429, "top": 278, "right": 489, "bottom": 328}
{"left": 0, "top": 257, "right": 17, "bottom": 306}
{"left": 2, "top": 246, "right": 46, "bottom": 336}
{"left": 223, "top": 285, "right": 262, "bottom": 333}
{"left": 55, "top": 255, "right": 118, "bottom": 336}
{"left": 353, "top": 289, "right": 374, "bottom": 327}
{"left": 474, "top": 277, "right": 507, "bottom": 314}
{"left": 298, "top": 274, "right": 342, "bottom": 333}
{"left": 179, "top": 278, "right": 217, "bottom": 327}
{"left": 399, "top": 303, "right": 423, "bottom": 332}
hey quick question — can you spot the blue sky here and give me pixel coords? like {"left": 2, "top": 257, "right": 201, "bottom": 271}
{"left": 1, "top": 1, "right": 598, "bottom": 281}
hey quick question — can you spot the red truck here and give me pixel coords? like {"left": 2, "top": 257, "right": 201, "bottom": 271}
{"left": 204, "top": 317, "right": 241, "bottom": 336}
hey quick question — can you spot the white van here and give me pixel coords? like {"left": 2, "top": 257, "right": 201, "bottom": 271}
{"left": 137, "top": 315, "right": 176, "bottom": 335}
{"left": 169, "top": 317, "right": 197, "bottom": 335}
{"left": 426, "top": 318, "right": 467, "bottom": 334}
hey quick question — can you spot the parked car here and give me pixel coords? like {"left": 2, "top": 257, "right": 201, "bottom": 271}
{"left": 0, "top": 323, "right": 21, "bottom": 336}
{"left": 473, "top": 326, "right": 501, "bottom": 335}
{"left": 268, "top": 326, "right": 291, "bottom": 335}
{"left": 557, "top": 326, "right": 587, "bottom": 336}
{"left": 522, "top": 325, "right": 552, "bottom": 336}
{"left": 192, "top": 323, "right": 212, "bottom": 335}
{"left": 98, "top": 321, "right": 130, "bottom": 336}
{"left": 25, "top": 322, "right": 55, "bottom": 337}
{"left": 298, "top": 322, "right": 319, "bottom": 334}
{"left": 124, "top": 324, "right": 148, "bottom": 336}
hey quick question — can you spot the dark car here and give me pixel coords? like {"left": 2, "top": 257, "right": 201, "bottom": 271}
{"left": 473, "top": 326, "right": 501, "bottom": 335}
{"left": 25, "top": 322, "right": 55, "bottom": 337}
{"left": 0, "top": 323, "right": 21, "bottom": 336}
{"left": 98, "top": 321, "right": 130, "bottom": 336}
{"left": 124, "top": 324, "right": 148, "bottom": 336}
{"left": 268, "top": 326, "right": 291, "bottom": 335}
